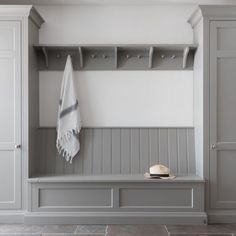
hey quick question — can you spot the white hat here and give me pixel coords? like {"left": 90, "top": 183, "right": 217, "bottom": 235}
{"left": 149, "top": 164, "right": 170, "bottom": 177}
{"left": 144, "top": 164, "right": 175, "bottom": 179}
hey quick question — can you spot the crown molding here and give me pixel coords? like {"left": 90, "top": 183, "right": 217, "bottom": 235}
{"left": 0, "top": 5, "right": 33, "bottom": 16}
{"left": 0, "top": 5, "right": 44, "bottom": 28}
{"left": 199, "top": 5, "right": 236, "bottom": 18}
{"left": 188, "top": 5, "right": 236, "bottom": 28}
{"left": 29, "top": 6, "right": 44, "bottom": 28}
{"left": 187, "top": 7, "right": 202, "bottom": 28}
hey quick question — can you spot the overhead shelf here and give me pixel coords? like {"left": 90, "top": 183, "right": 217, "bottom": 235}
{"left": 33, "top": 44, "right": 197, "bottom": 71}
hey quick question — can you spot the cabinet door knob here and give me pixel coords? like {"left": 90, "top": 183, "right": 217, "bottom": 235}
{"left": 15, "top": 144, "right": 21, "bottom": 149}
{"left": 211, "top": 144, "right": 217, "bottom": 150}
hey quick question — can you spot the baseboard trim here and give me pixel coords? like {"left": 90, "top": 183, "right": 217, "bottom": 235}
{"left": 4, "top": 210, "right": 236, "bottom": 224}
{"left": 0, "top": 211, "right": 207, "bottom": 224}
{"left": 208, "top": 210, "right": 236, "bottom": 223}
{"left": 24, "top": 212, "right": 207, "bottom": 225}
{"left": 0, "top": 211, "right": 24, "bottom": 223}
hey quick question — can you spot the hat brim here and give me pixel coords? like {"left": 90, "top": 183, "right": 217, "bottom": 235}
{"left": 144, "top": 172, "right": 176, "bottom": 180}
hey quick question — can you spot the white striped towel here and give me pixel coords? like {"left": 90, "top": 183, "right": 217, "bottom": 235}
{"left": 56, "top": 55, "right": 82, "bottom": 163}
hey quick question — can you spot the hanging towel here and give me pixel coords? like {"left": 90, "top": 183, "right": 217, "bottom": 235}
{"left": 56, "top": 55, "right": 82, "bottom": 163}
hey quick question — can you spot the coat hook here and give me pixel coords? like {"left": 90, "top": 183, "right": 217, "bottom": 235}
{"left": 137, "top": 54, "right": 142, "bottom": 59}
{"left": 171, "top": 54, "right": 176, "bottom": 59}
{"left": 91, "top": 54, "right": 97, "bottom": 59}
{"left": 56, "top": 53, "right": 61, "bottom": 59}
{"left": 68, "top": 53, "right": 73, "bottom": 57}
{"left": 161, "top": 54, "right": 165, "bottom": 59}
{"left": 103, "top": 54, "right": 108, "bottom": 59}
{"left": 126, "top": 54, "right": 130, "bottom": 59}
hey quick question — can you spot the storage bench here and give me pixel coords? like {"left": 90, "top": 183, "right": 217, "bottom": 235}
{"left": 25, "top": 175, "right": 206, "bottom": 224}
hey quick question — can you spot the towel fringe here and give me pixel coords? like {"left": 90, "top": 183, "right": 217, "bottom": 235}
{"left": 56, "top": 126, "right": 80, "bottom": 164}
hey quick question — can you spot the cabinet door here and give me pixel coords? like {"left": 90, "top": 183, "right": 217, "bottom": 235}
{"left": 210, "top": 21, "right": 236, "bottom": 209}
{"left": 0, "top": 21, "right": 21, "bottom": 209}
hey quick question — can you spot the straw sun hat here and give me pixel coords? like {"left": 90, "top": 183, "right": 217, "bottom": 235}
{"left": 144, "top": 164, "right": 175, "bottom": 179}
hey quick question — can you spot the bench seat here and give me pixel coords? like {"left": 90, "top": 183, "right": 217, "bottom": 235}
{"left": 26, "top": 174, "right": 206, "bottom": 224}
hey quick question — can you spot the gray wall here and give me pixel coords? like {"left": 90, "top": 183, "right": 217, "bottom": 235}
{"left": 34, "top": 127, "right": 196, "bottom": 176}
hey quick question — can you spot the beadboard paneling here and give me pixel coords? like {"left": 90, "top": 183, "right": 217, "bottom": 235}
{"left": 35, "top": 128, "right": 196, "bottom": 176}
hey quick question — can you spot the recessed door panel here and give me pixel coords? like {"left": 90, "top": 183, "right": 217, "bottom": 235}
{"left": 0, "top": 151, "right": 15, "bottom": 202}
{"left": 217, "top": 151, "right": 236, "bottom": 203}
{"left": 217, "top": 58, "right": 236, "bottom": 142}
{"left": 210, "top": 21, "right": 236, "bottom": 209}
{"left": 0, "top": 57, "right": 14, "bottom": 142}
{"left": 0, "top": 21, "right": 21, "bottom": 209}
{"left": 0, "top": 27, "right": 14, "bottom": 50}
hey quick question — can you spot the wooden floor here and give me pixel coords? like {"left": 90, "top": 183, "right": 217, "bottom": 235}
{"left": 0, "top": 224, "right": 236, "bottom": 235}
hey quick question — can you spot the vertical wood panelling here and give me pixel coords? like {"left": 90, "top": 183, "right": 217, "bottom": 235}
{"left": 149, "top": 129, "right": 159, "bottom": 167}
{"left": 102, "top": 129, "right": 112, "bottom": 174}
{"left": 46, "top": 130, "right": 56, "bottom": 174}
{"left": 140, "top": 129, "right": 149, "bottom": 173}
{"left": 178, "top": 129, "right": 188, "bottom": 174}
{"left": 55, "top": 152, "right": 65, "bottom": 175}
{"left": 121, "top": 129, "right": 131, "bottom": 174}
{"left": 187, "top": 128, "right": 196, "bottom": 174}
{"left": 130, "top": 129, "right": 140, "bottom": 174}
{"left": 49, "top": 129, "right": 65, "bottom": 175}
{"left": 92, "top": 128, "right": 103, "bottom": 175}
{"left": 168, "top": 129, "right": 178, "bottom": 174}
{"left": 159, "top": 129, "right": 169, "bottom": 166}
{"left": 36, "top": 129, "right": 46, "bottom": 174}
{"left": 82, "top": 128, "right": 93, "bottom": 175}
{"left": 112, "top": 129, "right": 121, "bottom": 174}
{"left": 35, "top": 128, "right": 196, "bottom": 176}
{"left": 64, "top": 159, "right": 74, "bottom": 174}
{"left": 73, "top": 129, "right": 84, "bottom": 174}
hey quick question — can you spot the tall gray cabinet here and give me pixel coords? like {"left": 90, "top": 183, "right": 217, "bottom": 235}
{"left": 0, "top": 5, "right": 43, "bottom": 221}
{"left": 0, "top": 20, "right": 21, "bottom": 210}
{"left": 189, "top": 5, "right": 236, "bottom": 223}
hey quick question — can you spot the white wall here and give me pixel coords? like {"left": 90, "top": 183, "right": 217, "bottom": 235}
{"left": 36, "top": 5, "right": 196, "bottom": 127}
{"left": 36, "top": 5, "right": 195, "bottom": 44}
{"left": 40, "top": 71, "right": 193, "bottom": 127}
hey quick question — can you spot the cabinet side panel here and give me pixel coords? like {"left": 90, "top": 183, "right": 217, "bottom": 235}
{"left": 193, "top": 18, "right": 204, "bottom": 178}
{"left": 28, "top": 19, "right": 39, "bottom": 177}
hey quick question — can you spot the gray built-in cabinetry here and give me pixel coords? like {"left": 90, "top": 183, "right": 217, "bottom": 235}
{"left": 209, "top": 21, "right": 236, "bottom": 210}
{"left": 0, "top": 6, "right": 43, "bottom": 222}
{"left": 0, "top": 21, "right": 21, "bottom": 210}
{"left": 0, "top": 5, "right": 206, "bottom": 224}
{"left": 189, "top": 5, "right": 236, "bottom": 223}
{"left": 2, "top": 4, "right": 236, "bottom": 224}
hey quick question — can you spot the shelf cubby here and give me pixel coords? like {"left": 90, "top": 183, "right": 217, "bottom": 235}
{"left": 34, "top": 44, "right": 197, "bottom": 71}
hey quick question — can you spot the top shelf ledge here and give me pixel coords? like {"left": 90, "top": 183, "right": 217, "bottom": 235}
{"left": 33, "top": 44, "right": 197, "bottom": 71}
